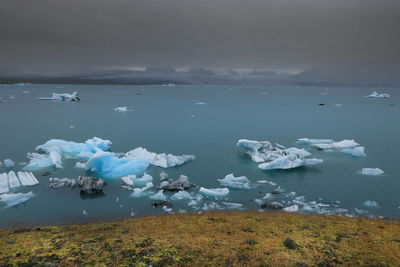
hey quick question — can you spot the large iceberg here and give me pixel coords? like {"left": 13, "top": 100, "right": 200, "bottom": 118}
{"left": 86, "top": 151, "right": 149, "bottom": 179}
{"left": 38, "top": 92, "right": 80, "bottom": 101}
{"left": 121, "top": 173, "right": 153, "bottom": 187}
{"left": 199, "top": 187, "right": 229, "bottom": 197}
{"left": 0, "top": 191, "right": 36, "bottom": 208}
{"left": 218, "top": 173, "right": 251, "bottom": 189}
{"left": 125, "top": 147, "right": 195, "bottom": 168}
{"left": 365, "top": 91, "right": 390, "bottom": 98}
{"left": 237, "top": 139, "right": 323, "bottom": 170}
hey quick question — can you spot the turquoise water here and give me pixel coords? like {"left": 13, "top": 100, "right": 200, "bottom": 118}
{"left": 0, "top": 83, "right": 399, "bottom": 227}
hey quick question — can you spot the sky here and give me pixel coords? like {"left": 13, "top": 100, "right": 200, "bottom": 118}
{"left": 1, "top": 0, "right": 399, "bottom": 75}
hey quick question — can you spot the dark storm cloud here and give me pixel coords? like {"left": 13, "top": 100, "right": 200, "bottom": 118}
{"left": 0, "top": 0, "right": 399, "bottom": 73}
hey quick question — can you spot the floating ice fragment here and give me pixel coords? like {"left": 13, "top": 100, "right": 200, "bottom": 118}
{"left": 7, "top": 171, "right": 20, "bottom": 188}
{"left": 114, "top": 106, "right": 129, "bottom": 112}
{"left": 23, "top": 152, "right": 63, "bottom": 171}
{"left": 86, "top": 152, "right": 149, "bottom": 179}
{"left": 82, "top": 209, "right": 88, "bottom": 216}
{"left": 341, "top": 146, "right": 366, "bottom": 157}
{"left": 125, "top": 147, "right": 195, "bottom": 168}
{"left": 363, "top": 200, "right": 379, "bottom": 207}
{"left": 17, "top": 172, "right": 39, "bottom": 186}
{"left": 74, "top": 162, "right": 86, "bottom": 169}
{"left": 159, "top": 171, "right": 168, "bottom": 181}
{"left": 257, "top": 180, "right": 268, "bottom": 184}
{"left": 149, "top": 190, "right": 168, "bottom": 201}
{"left": 0, "top": 191, "right": 36, "bottom": 208}
{"left": 38, "top": 92, "right": 80, "bottom": 101}
{"left": 361, "top": 168, "right": 384, "bottom": 176}
{"left": 297, "top": 138, "right": 334, "bottom": 145}
{"left": 199, "top": 187, "right": 229, "bottom": 197}
{"left": 218, "top": 173, "right": 250, "bottom": 189}
{"left": 195, "top": 102, "right": 206, "bottom": 105}
{"left": 365, "top": 91, "right": 390, "bottom": 98}
{"left": 0, "top": 173, "right": 9, "bottom": 194}
{"left": 312, "top": 139, "right": 359, "bottom": 150}
{"left": 170, "top": 191, "right": 192, "bottom": 201}
{"left": 48, "top": 178, "right": 77, "bottom": 189}
{"left": 121, "top": 173, "right": 153, "bottom": 187}
{"left": 283, "top": 205, "right": 299, "bottom": 212}
{"left": 223, "top": 202, "right": 243, "bottom": 210}
{"left": 3, "top": 159, "right": 15, "bottom": 169}
{"left": 130, "top": 182, "right": 153, "bottom": 198}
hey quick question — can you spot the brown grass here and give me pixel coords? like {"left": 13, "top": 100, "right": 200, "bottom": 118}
{"left": 0, "top": 211, "right": 400, "bottom": 266}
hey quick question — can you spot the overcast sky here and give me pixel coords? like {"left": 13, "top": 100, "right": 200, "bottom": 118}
{"left": 1, "top": 0, "right": 399, "bottom": 74}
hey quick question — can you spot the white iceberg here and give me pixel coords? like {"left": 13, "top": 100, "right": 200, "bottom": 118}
{"left": 195, "top": 102, "right": 206, "bottom": 105}
{"left": 0, "top": 191, "right": 36, "bottom": 208}
{"left": 149, "top": 190, "right": 167, "bottom": 201}
{"left": 237, "top": 139, "right": 274, "bottom": 162}
{"left": 130, "top": 182, "right": 153, "bottom": 198}
{"left": 125, "top": 147, "right": 195, "bottom": 168}
{"left": 223, "top": 202, "right": 243, "bottom": 210}
{"left": 297, "top": 138, "right": 334, "bottom": 145}
{"left": 199, "top": 187, "right": 229, "bottom": 197}
{"left": 74, "top": 162, "right": 86, "bottom": 169}
{"left": 8, "top": 171, "right": 20, "bottom": 188}
{"left": 86, "top": 151, "right": 149, "bottom": 179}
{"left": 3, "top": 159, "right": 15, "bottom": 169}
{"left": 170, "top": 191, "right": 192, "bottom": 201}
{"left": 361, "top": 168, "right": 384, "bottom": 176}
{"left": 363, "top": 200, "right": 379, "bottom": 207}
{"left": 283, "top": 205, "right": 299, "bottom": 212}
{"left": 121, "top": 173, "right": 153, "bottom": 187}
{"left": 218, "top": 173, "right": 250, "bottom": 189}
{"left": 38, "top": 91, "right": 80, "bottom": 101}
{"left": 114, "top": 106, "right": 129, "bottom": 112}
{"left": 17, "top": 172, "right": 39, "bottom": 186}
{"left": 23, "top": 151, "right": 62, "bottom": 171}
{"left": 258, "top": 155, "right": 323, "bottom": 170}
{"left": 0, "top": 173, "right": 9, "bottom": 194}
{"left": 365, "top": 91, "right": 390, "bottom": 98}
{"left": 341, "top": 146, "right": 366, "bottom": 157}
{"left": 312, "top": 139, "right": 359, "bottom": 150}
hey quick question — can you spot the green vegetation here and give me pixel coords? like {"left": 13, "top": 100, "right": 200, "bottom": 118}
{"left": 1, "top": 211, "right": 400, "bottom": 266}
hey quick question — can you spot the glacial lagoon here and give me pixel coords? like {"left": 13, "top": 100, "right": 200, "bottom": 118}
{"left": 0, "top": 83, "right": 399, "bottom": 227}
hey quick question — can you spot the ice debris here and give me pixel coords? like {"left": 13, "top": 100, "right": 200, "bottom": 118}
{"left": 131, "top": 182, "right": 154, "bottom": 198}
{"left": 16, "top": 172, "right": 39, "bottom": 186}
{"left": 365, "top": 91, "right": 390, "bottom": 98}
{"left": 121, "top": 173, "right": 153, "bottom": 187}
{"left": 199, "top": 187, "right": 229, "bottom": 197}
{"left": 86, "top": 152, "right": 149, "bottom": 179}
{"left": 23, "top": 152, "right": 62, "bottom": 171}
{"left": 297, "top": 138, "right": 334, "bottom": 145}
{"left": 48, "top": 178, "right": 77, "bottom": 189}
{"left": 364, "top": 200, "right": 379, "bottom": 207}
{"left": 218, "top": 173, "right": 250, "bottom": 189}
{"left": 283, "top": 205, "right": 299, "bottom": 212}
{"left": 300, "top": 138, "right": 366, "bottom": 157}
{"left": 114, "top": 106, "right": 129, "bottom": 112}
{"left": 149, "top": 190, "right": 168, "bottom": 201}
{"left": 78, "top": 176, "right": 105, "bottom": 195}
{"left": 8, "top": 171, "right": 20, "bottom": 188}
{"left": 361, "top": 168, "right": 384, "bottom": 176}
{"left": 38, "top": 92, "right": 80, "bottom": 101}
{"left": 125, "top": 147, "right": 195, "bottom": 168}
{"left": 222, "top": 202, "right": 243, "bottom": 210}
{"left": 74, "top": 162, "right": 86, "bottom": 169}
{"left": 0, "top": 191, "right": 36, "bottom": 208}
{"left": 237, "top": 139, "right": 323, "bottom": 170}
{"left": 170, "top": 191, "right": 192, "bottom": 201}
{"left": 3, "top": 159, "right": 15, "bottom": 169}
{"left": 159, "top": 175, "right": 194, "bottom": 191}
{"left": 0, "top": 173, "right": 9, "bottom": 194}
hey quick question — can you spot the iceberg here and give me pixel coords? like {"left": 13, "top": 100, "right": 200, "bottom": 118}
{"left": 297, "top": 138, "right": 334, "bottom": 145}
{"left": 223, "top": 202, "right": 243, "bottom": 210}
{"left": 237, "top": 138, "right": 322, "bottom": 170}
{"left": 23, "top": 152, "right": 62, "bottom": 171}
{"left": 17, "top": 172, "right": 39, "bottom": 186}
{"left": 114, "top": 106, "right": 128, "bottom": 112}
{"left": 218, "top": 173, "right": 250, "bottom": 189}
{"left": 312, "top": 139, "right": 359, "bottom": 150}
{"left": 130, "top": 182, "right": 153, "bottom": 198}
{"left": 121, "top": 173, "right": 153, "bottom": 187}
{"left": 8, "top": 171, "right": 20, "bottom": 188}
{"left": 363, "top": 200, "right": 379, "bottom": 207}
{"left": 38, "top": 91, "right": 80, "bottom": 101}
{"left": 365, "top": 91, "right": 390, "bottom": 98}
{"left": 35, "top": 137, "right": 111, "bottom": 160}
{"left": 170, "top": 191, "right": 192, "bottom": 201}
{"left": 149, "top": 190, "right": 167, "bottom": 201}
{"left": 341, "top": 146, "right": 366, "bottom": 157}
{"left": 3, "top": 159, "right": 15, "bottom": 169}
{"left": 283, "top": 205, "right": 299, "bottom": 212}
{"left": 125, "top": 147, "right": 195, "bottom": 168}
{"left": 0, "top": 173, "right": 9, "bottom": 194}
{"left": 361, "top": 168, "right": 384, "bottom": 176}
{"left": 159, "top": 175, "right": 194, "bottom": 191}
{"left": 0, "top": 191, "right": 36, "bottom": 208}
{"left": 75, "top": 162, "right": 86, "bottom": 169}
{"left": 199, "top": 187, "right": 229, "bottom": 197}
{"left": 86, "top": 152, "right": 149, "bottom": 179}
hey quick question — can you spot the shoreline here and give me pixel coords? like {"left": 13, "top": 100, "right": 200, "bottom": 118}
{"left": 1, "top": 211, "right": 399, "bottom": 266}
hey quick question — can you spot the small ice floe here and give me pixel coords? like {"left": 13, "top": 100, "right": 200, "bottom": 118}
{"left": 8, "top": 171, "right": 20, "bottom": 188}
{"left": 361, "top": 168, "right": 384, "bottom": 176}
{"left": 149, "top": 190, "right": 168, "bottom": 201}
{"left": 74, "top": 162, "right": 86, "bottom": 169}
{"left": 262, "top": 193, "right": 272, "bottom": 200}
{"left": 363, "top": 200, "right": 379, "bottom": 207}
{"left": 0, "top": 191, "right": 36, "bottom": 208}
{"left": 38, "top": 92, "right": 80, "bottom": 101}
{"left": 86, "top": 152, "right": 149, "bottom": 179}
{"left": 283, "top": 205, "right": 299, "bottom": 212}
{"left": 3, "top": 159, "right": 15, "bottom": 169}
{"left": 159, "top": 175, "right": 194, "bottom": 191}
{"left": 82, "top": 209, "right": 88, "bottom": 216}
{"left": 16, "top": 172, "right": 39, "bottom": 186}
{"left": 162, "top": 205, "right": 173, "bottom": 213}
{"left": 297, "top": 138, "right": 334, "bottom": 145}
{"left": 306, "top": 138, "right": 366, "bottom": 157}
{"left": 23, "top": 90, "right": 30, "bottom": 94}
{"left": 195, "top": 102, "right": 206, "bottom": 105}
{"left": 48, "top": 178, "right": 77, "bottom": 189}
{"left": 130, "top": 182, "right": 153, "bottom": 198}
{"left": 115, "top": 197, "right": 119, "bottom": 202}
{"left": 170, "top": 191, "right": 192, "bottom": 201}
{"left": 69, "top": 125, "right": 75, "bottom": 129}
{"left": 334, "top": 104, "right": 343, "bottom": 107}
{"left": 125, "top": 147, "right": 195, "bottom": 168}
{"left": 0, "top": 173, "right": 9, "bottom": 194}
{"left": 163, "top": 83, "right": 175, "bottom": 87}
{"left": 365, "top": 91, "right": 390, "bottom": 98}
{"left": 218, "top": 173, "right": 250, "bottom": 189}
{"left": 130, "top": 209, "right": 136, "bottom": 217}
{"left": 257, "top": 180, "right": 268, "bottom": 184}
{"left": 199, "top": 187, "right": 229, "bottom": 197}
{"left": 341, "top": 146, "right": 366, "bottom": 157}
{"left": 237, "top": 139, "right": 323, "bottom": 170}
{"left": 121, "top": 173, "right": 153, "bottom": 187}
{"left": 23, "top": 151, "right": 63, "bottom": 171}
{"left": 114, "top": 106, "right": 129, "bottom": 112}
{"left": 223, "top": 202, "right": 243, "bottom": 210}
{"left": 159, "top": 171, "right": 168, "bottom": 181}
{"left": 202, "top": 202, "right": 222, "bottom": 211}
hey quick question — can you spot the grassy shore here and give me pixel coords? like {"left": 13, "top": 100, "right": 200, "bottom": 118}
{"left": 0, "top": 211, "right": 399, "bottom": 266}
